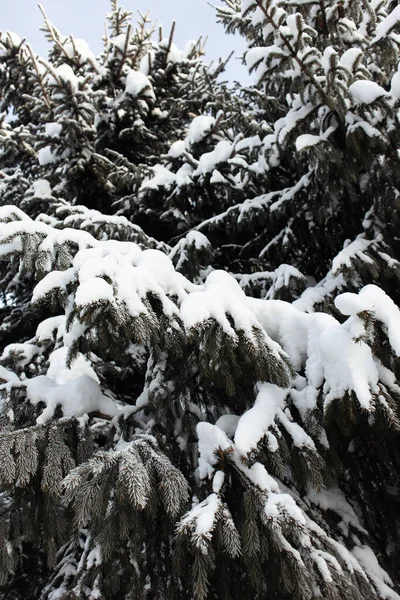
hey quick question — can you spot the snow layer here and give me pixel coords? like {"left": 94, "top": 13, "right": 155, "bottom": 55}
{"left": 349, "top": 80, "right": 388, "bottom": 105}
{"left": 197, "top": 422, "right": 232, "bottom": 479}
{"left": 372, "top": 6, "right": 400, "bottom": 43}
{"left": 26, "top": 375, "right": 119, "bottom": 424}
{"left": 124, "top": 70, "right": 155, "bottom": 100}
{"left": 46, "top": 347, "right": 99, "bottom": 385}
{"left": 335, "top": 285, "right": 400, "bottom": 356}
{"left": 193, "top": 141, "right": 232, "bottom": 175}
{"left": 186, "top": 115, "right": 215, "bottom": 146}
{"left": 234, "top": 383, "right": 287, "bottom": 455}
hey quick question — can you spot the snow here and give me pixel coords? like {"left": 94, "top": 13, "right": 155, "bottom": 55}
{"left": 1, "top": 32, "right": 22, "bottom": 48}
{"left": 352, "top": 546, "right": 400, "bottom": 599}
{"left": 184, "top": 230, "right": 210, "bottom": 250}
{"left": 46, "top": 347, "right": 99, "bottom": 385}
{"left": 372, "top": 6, "right": 400, "bottom": 43}
{"left": 53, "top": 64, "right": 80, "bottom": 92}
{"left": 215, "top": 414, "right": 240, "bottom": 437}
{"left": 186, "top": 115, "right": 215, "bottom": 146}
{"left": 320, "top": 328, "right": 378, "bottom": 409}
{"left": 36, "top": 316, "right": 65, "bottom": 342}
{"left": 234, "top": 383, "right": 287, "bottom": 455}
{"left": 242, "top": 461, "right": 279, "bottom": 493}
{"left": 38, "top": 147, "right": 57, "bottom": 166}
{"left": 278, "top": 408, "right": 316, "bottom": 449}
{"left": 311, "top": 551, "right": 334, "bottom": 582}
{"left": 180, "top": 493, "right": 221, "bottom": 539}
{"left": 175, "top": 163, "right": 193, "bottom": 187}
{"left": 31, "top": 179, "right": 52, "bottom": 198}
{"left": 212, "top": 470, "right": 225, "bottom": 494}
{"left": 193, "top": 141, "right": 232, "bottom": 175}
{"left": 62, "top": 37, "right": 97, "bottom": 67}
{"left": 306, "top": 487, "right": 366, "bottom": 534}
{"left": 141, "top": 165, "right": 176, "bottom": 190}
{"left": 183, "top": 39, "right": 197, "bottom": 58}
{"left": 248, "top": 291, "right": 385, "bottom": 413}
{"left": 75, "top": 277, "right": 114, "bottom": 307}
{"left": 210, "top": 169, "right": 227, "bottom": 184}
{"left": 245, "top": 47, "right": 270, "bottom": 70}
{"left": 340, "top": 48, "right": 363, "bottom": 71}
{"left": 110, "top": 33, "right": 128, "bottom": 52}
{"left": 264, "top": 491, "right": 306, "bottom": 527}
{"left": 32, "top": 268, "right": 76, "bottom": 303}
{"left": 180, "top": 270, "right": 280, "bottom": 344}
{"left": 26, "top": 374, "right": 119, "bottom": 424}
{"left": 168, "top": 140, "right": 186, "bottom": 158}
{"left": 124, "top": 70, "right": 155, "bottom": 100}
{"left": 276, "top": 103, "right": 315, "bottom": 145}
{"left": 159, "top": 39, "right": 183, "bottom": 64}
{"left": 55, "top": 242, "right": 185, "bottom": 330}
{"left": 349, "top": 80, "right": 388, "bottom": 105}
{"left": 1, "top": 343, "right": 41, "bottom": 366}
{"left": 335, "top": 285, "right": 400, "bottom": 356}
{"left": 247, "top": 298, "right": 311, "bottom": 370}
{"left": 196, "top": 422, "right": 232, "bottom": 479}
{"left": 295, "top": 133, "right": 323, "bottom": 151}
{"left": 45, "top": 123, "right": 62, "bottom": 138}
{"left": 0, "top": 365, "right": 21, "bottom": 387}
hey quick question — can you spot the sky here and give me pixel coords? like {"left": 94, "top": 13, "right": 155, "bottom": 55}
{"left": 0, "top": 0, "right": 249, "bottom": 82}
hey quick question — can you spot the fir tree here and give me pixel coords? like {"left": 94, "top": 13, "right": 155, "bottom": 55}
{"left": 0, "top": 2, "right": 400, "bottom": 600}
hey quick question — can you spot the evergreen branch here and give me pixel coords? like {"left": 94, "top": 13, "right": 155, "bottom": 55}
{"left": 253, "top": 0, "right": 338, "bottom": 114}
{"left": 25, "top": 43, "right": 53, "bottom": 114}
{"left": 115, "top": 23, "right": 132, "bottom": 82}
{"left": 163, "top": 20, "right": 176, "bottom": 68}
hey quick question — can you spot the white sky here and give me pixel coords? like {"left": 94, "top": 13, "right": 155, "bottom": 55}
{"left": 1, "top": 0, "right": 249, "bottom": 82}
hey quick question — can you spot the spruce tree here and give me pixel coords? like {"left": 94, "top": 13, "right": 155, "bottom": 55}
{"left": 0, "top": 2, "right": 400, "bottom": 600}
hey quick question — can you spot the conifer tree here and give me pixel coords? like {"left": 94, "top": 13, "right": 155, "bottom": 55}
{"left": 0, "top": 2, "right": 400, "bottom": 600}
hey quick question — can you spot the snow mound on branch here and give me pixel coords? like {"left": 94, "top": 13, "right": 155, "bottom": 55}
{"left": 235, "top": 383, "right": 287, "bottom": 455}
{"left": 197, "top": 422, "right": 232, "bottom": 479}
{"left": 194, "top": 141, "right": 232, "bottom": 175}
{"left": 248, "top": 293, "right": 383, "bottom": 414}
{"left": 306, "top": 487, "right": 367, "bottom": 535}
{"left": 159, "top": 39, "right": 184, "bottom": 64}
{"left": 53, "top": 64, "right": 80, "bottom": 92}
{"left": 38, "top": 147, "right": 57, "bottom": 166}
{"left": 180, "top": 270, "right": 263, "bottom": 337}
{"left": 320, "top": 328, "right": 378, "bottom": 409}
{"left": 235, "top": 382, "right": 316, "bottom": 456}
{"left": 141, "top": 165, "right": 176, "bottom": 190}
{"left": 45, "top": 122, "right": 62, "bottom": 138}
{"left": 75, "top": 277, "right": 114, "bottom": 307}
{"left": 296, "top": 133, "right": 323, "bottom": 151}
{"left": 0, "top": 366, "right": 22, "bottom": 387}
{"left": 73, "top": 246, "right": 182, "bottom": 317}
{"left": 215, "top": 414, "right": 240, "bottom": 437}
{"left": 31, "top": 180, "right": 53, "bottom": 198}
{"left": 352, "top": 546, "right": 399, "bottom": 599}
{"left": 340, "top": 48, "right": 363, "bottom": 71}
{"left": 186, "top": 115, "right": 215, "bottom": 146}
{"left": 349, "top": 80, "right": 388, "bottom": 105}
{"left": 335, "top": 284, "right": 400, "bottom": 355}
{"left": 36, "top": 316, "right": 65, "bottom": 342}
{"left": 179, "top": 493, "right": 221, "bottom": 537}
{"left": 47, "top": 347, "right": 99, "bottom": 385}
{"left": 26, "top": 375, "right": 119, "bottom": 424}
{"left": 124, "top": 70, "right": 155, "bottom": 100}
{"left": 0, "top": 31, "right": 22, "bottom": 48}
{"left": 2, "top": 343, "right": 41, "bottom": 366}
{"left": 372, "top": 5, "right": 400, "bottom": 43}
{"left": 62, "top": 37, "right": 98, "bottom": 66}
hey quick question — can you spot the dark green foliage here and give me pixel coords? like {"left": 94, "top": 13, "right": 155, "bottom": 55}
{"left": 0, "top": 1, "right": 400, "bottom": 599}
